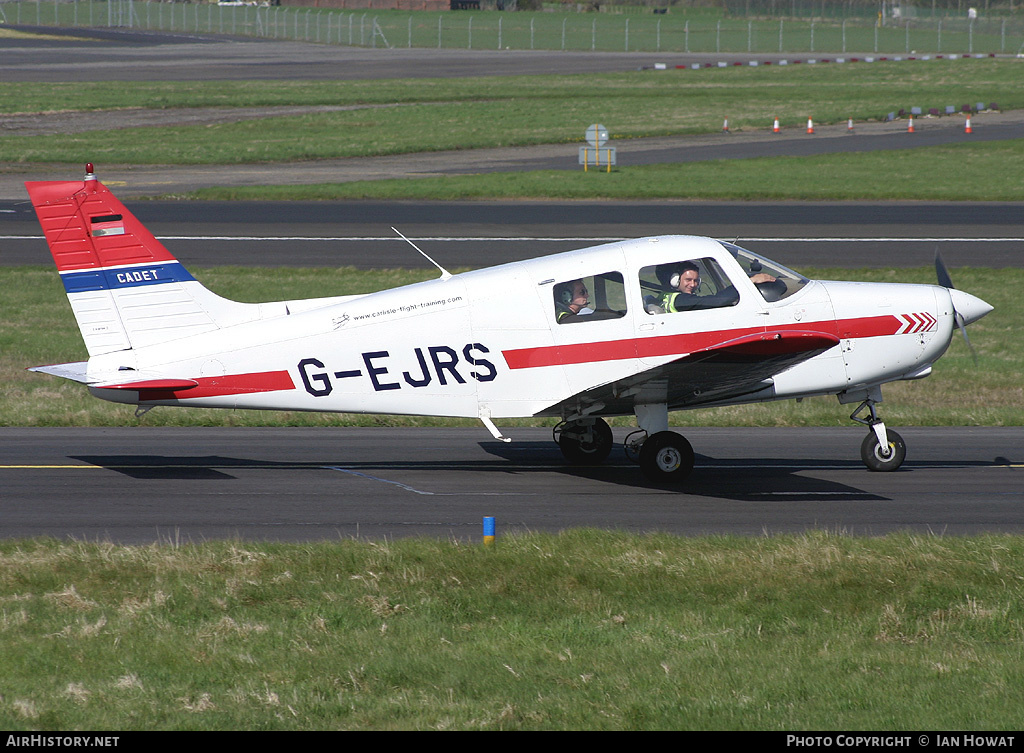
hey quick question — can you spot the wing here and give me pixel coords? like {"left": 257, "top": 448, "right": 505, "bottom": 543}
{"left": 536, "top": 330, "right": 840, "bottom": 417}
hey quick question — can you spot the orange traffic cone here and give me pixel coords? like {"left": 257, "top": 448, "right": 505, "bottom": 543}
{"left": 907, "top": 116, "right": 915, "bottom": 133}
{"left": 773, "top": 117, "right": 780, "bottom": 133}
{"left": 806, "top": 118, "right": 815, "bottom": 134}
{"left": 965, "top": 116, "right": 973, "bottom": 134}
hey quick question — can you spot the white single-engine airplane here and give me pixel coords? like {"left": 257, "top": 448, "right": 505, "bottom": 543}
{"left": 26, "top": 166, "right": 993, "bottom": 482}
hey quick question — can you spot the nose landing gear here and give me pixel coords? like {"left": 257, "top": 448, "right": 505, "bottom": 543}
{"left": 851, "top": 396, "right": 906, "bottom": 472}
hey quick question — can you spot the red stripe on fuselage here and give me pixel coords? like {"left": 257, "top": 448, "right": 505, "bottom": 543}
{"left": 129, "top": 370, "right": 295, "bottom": 402}
{"left": 502, "top": 315, "right": 902, "bottom": 370}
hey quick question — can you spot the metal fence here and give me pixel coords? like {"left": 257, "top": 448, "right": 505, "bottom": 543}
{"left": 2, "top": 1, "right": 1021, "bottom": 54}
{"left": 722, "top": 0, "right": 1021, "bottom": 21}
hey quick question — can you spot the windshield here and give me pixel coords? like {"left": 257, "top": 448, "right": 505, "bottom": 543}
{"left": 719, "top": 242, "right": 809, "bottom": 302}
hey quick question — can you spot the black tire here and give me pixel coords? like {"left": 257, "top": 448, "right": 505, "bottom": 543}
{"left": 639, "top": 431, "right": 695, "bottom": 483}
{"left": 860, "top": 429, "right": 906, "bottom": 472}
{"left": 558, "top": 418, "right": 613, "bottom": 465}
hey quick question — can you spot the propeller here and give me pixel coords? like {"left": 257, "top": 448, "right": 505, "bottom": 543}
{"left": 934, "top": 248, "right": 955, "bottom": 291}
{"left": 934, "top": 249, "right": 993, "bottom": 363}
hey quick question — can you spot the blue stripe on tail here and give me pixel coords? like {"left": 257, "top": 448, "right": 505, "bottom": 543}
{"left": 60, "top": 262, "right": 196, "bottom": 294}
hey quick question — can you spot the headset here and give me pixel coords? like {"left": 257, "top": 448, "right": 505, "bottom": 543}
{"left": 656, "top": 264, "right": 683, "bottom": 290}
{"left": 554, "top": 282, "right": 574, "bottom": 305}
{"left": 657, "top": 262, "right": 699, "bottom": 290}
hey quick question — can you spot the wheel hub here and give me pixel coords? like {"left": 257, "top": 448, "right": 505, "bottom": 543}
{"left": 656, "top": 447, "right": 682, "bottom": 472}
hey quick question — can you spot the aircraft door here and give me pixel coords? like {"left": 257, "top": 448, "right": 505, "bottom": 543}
{"left": 547, "top": 263, "right": 638, "bottom": 397}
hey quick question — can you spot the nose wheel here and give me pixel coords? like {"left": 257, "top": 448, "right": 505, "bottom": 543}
{"left": 860, "top": 429, "right": 906, "bottom": 472}
{"left": 851, "top": 396, "right": 906, "bottom": 472}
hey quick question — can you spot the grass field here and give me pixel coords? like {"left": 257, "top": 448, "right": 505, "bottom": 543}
{"left": 2, "top": 60, "right": 1021, "bottom": 174}
{"left": 2, "top": 531, "right": 1024, "bottom": 730}
{"left": 190, "top": 139, "right": 1024, "bottom": 202}
{"left": 5, "top": 60, "right": 1022, "bottom": 203}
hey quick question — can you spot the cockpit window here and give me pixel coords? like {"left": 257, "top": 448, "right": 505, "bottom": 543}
{"left": 553, "top": 271, "right": 627, "bottom": 324}
{"left": 720, "top": 242, "right": 809, "bottom": 302}
{"left": 639, "top": 257, "right": 739, "bottom": 315}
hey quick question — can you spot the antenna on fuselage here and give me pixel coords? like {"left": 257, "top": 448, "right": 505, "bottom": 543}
{"left": 392, "top": 227, "right": 451, "bottom": 281}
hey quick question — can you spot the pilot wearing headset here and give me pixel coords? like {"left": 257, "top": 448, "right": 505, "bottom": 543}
{"left": 554, "top": 279, "right": 590, "bottom": 322}
{"left": 657, "top": 262, "right": 702, "bottom": 313}
{"left": 655, "top": 260, "right": 775, "bottom": 313}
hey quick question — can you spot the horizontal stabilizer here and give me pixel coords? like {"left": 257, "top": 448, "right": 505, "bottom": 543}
{"left": 30, "top": 360, "right": 297, "bottom": 403}
{"left": 95, "top": 378, "right": 199, "bottom": 392}
{"left": 28, "top": 362, "right": 91, "bottom": 383}
{"left": 29, "top": 363, "right": 198, "bottom": 395}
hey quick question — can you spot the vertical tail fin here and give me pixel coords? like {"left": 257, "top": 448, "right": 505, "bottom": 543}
{"left": 26, "top": 166, "right": 248, "bottom": 357}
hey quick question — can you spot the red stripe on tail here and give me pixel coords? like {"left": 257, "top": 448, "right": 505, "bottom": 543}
{"left": 25, "top": 177, "right": 177, "bottom": 273}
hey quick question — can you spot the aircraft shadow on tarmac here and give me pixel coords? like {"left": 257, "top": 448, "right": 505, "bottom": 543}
{"left": 70, "top": 444, "right": 1005, "bottom": 501}
{"left": 478, "top": 441, "right": 891, "bottom": 501}
{"left": 478, "top": 442, "right": 1012, "bottom": 501}
{"left": 66, "top": 446, "right": 884, "bottom": 502}
{"left": 71, "top": 455, "right": 265, "bottom": 480}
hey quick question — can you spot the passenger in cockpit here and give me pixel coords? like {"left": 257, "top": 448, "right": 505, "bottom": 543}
{"left": 554, "top": 279, "right": 590, "bottom": 322}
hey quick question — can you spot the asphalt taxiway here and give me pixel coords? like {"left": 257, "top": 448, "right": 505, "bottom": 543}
{"left": 3, "top": 200, "right": 1022, "bottom": 270}
{"left": 3, "top": 427, "right": 1022, "bottom": 544}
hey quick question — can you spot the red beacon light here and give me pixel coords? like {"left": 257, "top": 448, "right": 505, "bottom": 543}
{"left": 84, "top": 163, "right": 96, "bottom": 180}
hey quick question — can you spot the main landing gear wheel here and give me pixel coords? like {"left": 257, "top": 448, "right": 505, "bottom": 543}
{"left": 639, "top": 431, "right": 695, "bottom": 483}
{"left": 557, "top": 418, "right": 613, "bottom": 465}
{"left": 860, "top": 429, "right": 906, "bottom": 472}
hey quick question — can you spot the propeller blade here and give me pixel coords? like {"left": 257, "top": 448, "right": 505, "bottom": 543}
{"left": 956, "top": 310, "right": 978, "bottom": 364}
{"left": 935, "top": 249, "right": 955, "bottom": 290}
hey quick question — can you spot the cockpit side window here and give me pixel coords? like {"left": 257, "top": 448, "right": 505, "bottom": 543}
{"left": 720, "top": 242, "right": 809, "bottom": 302}
{"left": 639, "top": 257, "right": 739, "bottom": 315}
{"left": 553, "top": 271, "right": 627, "bottom": 324}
